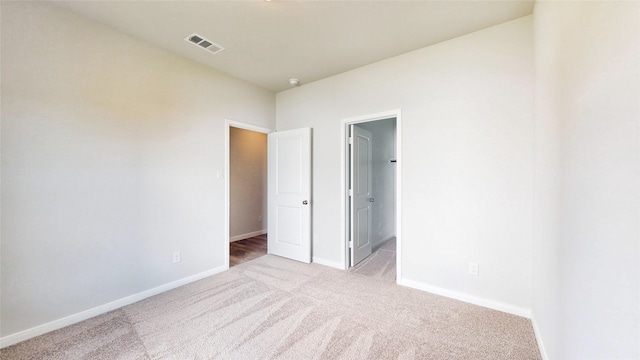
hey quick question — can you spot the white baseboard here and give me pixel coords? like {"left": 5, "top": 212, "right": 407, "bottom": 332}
{"left": 373, "top": 233, "right": 396, "bottom": 250}
{"left": 397, "top": 278, "right": 532, "bottom": 319}
{"left": 382, "top": 233, "right": 396, "bottom": 242}
{"left": 0, "top": 265, "right": 228, "bottom": 349}
{"left": 229, "top": 229, "right": 267, "bottom": 242}
{"left": 312, "top": 257, "right": 345, "bottom": 270}
{"left": 530, "top": 313, "right": 548, "bottom": 360}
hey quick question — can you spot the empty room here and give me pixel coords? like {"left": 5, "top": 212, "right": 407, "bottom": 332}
{"left": 1, "top": 1, "right": 638, "bottom": 359}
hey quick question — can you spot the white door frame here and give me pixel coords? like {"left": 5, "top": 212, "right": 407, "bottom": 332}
{"left": 341, "top": 109, "right": 402, "bottom": 281}
{"left": 224, "top": 119, "right": 273, "bottom": 269}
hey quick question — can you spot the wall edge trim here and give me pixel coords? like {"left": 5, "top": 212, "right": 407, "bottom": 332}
{"left": 0, "top": 265, "right": 228, "bottom": 349}
{"left": 229, "top": 229, "right": 267, "bottom": 242}
{"left": 530, "top": 312, "right": 549, "bottom": 360}
{"left": 397, "top": 278, "right": 532, "bottom": 318}
{"left": 312, "top": 257, "right": 344, "bottom": 270}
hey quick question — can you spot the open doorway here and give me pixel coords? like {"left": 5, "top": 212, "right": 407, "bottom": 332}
{"left": 343, "top": 111, "right": 401, "bottom": 282}
{"left": 225, "top": 120, "right": 272, "bottom": 268}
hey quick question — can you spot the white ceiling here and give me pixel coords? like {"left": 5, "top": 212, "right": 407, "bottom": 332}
{"left": 52, "top": 1, "right": 534, "bottom": 92}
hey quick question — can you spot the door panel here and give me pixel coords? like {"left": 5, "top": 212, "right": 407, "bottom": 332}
{"left": 276, "top": 206, "right": 302, "bottom": 245}
{"left": 276, "top": 137, "right": 303, "bottom": 194}
{"left": 350, "top": 125, "right": 373, "bottom": 266}
{"left": 268, "top": 128, "right": 311, "bottom": 263}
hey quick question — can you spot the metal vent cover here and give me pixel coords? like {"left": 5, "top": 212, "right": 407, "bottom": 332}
{"left": 185, "top": 33, "right": 225, "bottom": 55}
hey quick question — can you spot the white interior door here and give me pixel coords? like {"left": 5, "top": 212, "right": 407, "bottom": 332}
{"left": 350, "top": 124, "right": 373, "bottom": 266}
{"left": 268, "top": 128, "right": 311, "bottom": 263}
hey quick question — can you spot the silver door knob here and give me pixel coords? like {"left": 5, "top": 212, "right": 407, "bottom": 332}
{"left": 302, "top": 200, "right": 308, "bottom": 205}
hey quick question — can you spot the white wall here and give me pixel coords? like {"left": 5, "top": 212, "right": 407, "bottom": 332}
{"left": 358, "top": 119, "right": 396, "bottom": 248}
{"left": 277, "top": 16, "right": 534, "bottom": 313}
{"left": 7, "top": 2, "right": 635, "bottom": 355}
{"left": 532, "top": 1, "right": 563, "bottom": 355}
{"left": 0, "top": 1, "right": 274, "bottom": 339}
{"left": 533, "top": 1, "right": 640, "bottom": 358}
{"left": 229, "top": 127, "right": 267, "bottom": 240}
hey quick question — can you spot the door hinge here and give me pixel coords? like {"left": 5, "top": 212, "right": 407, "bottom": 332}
{"left": 348, "top": 136, "right": 353, "bottom": 145}
{"left": 349, "top": 240, "right": 353, "bottom": 248}
{"left": 349, "top": 188, "right": 353, "bottom": 196}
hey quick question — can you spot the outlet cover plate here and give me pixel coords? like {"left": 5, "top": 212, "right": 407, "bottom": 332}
{"left": 468, "top": 262, "right": 479, "bottom": 276}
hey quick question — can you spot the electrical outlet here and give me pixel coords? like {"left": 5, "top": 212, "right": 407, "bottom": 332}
{"left": 173, "top": 251, "right": 181, "bottom": 264}
{"left": 468, "top": 262, "right": 479, "bottom": 276}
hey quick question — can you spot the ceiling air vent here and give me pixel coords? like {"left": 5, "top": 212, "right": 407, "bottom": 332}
{"left": 185, "top": 33, "right": 225, "bottom": 55}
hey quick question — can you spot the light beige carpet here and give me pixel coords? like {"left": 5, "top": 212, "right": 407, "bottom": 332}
{"left": 349, "top": 238, "right": 397, "bottom": 283}
{"left": 1, "top": 253, "right": 540, "bottom": 359}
